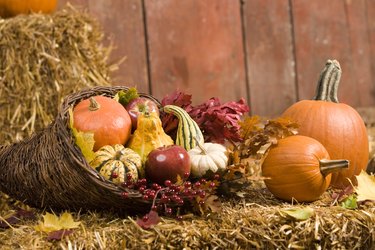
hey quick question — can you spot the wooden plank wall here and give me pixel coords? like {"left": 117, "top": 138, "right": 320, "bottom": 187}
{"left": 58, "top": 0, "right": 375, "bottom": 117}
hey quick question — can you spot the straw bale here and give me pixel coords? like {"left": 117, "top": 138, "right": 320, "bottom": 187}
{"left": 0, "top": 5, "right": 113, "bottom": 144}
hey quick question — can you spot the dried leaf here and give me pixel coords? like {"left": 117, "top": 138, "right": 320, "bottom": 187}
{"left": 0, "top": 208, "right": 36, "bottom": 229}
{"left": 46, "top": 229, "right": 74, "bottom": 241}
{"left": 204, "top": 195, "right": 222, "bottom": 213}
{"left": 136, "top": 211, "right": 161, "bottom": 229}
{"left": 353, "top": 170, "right": 375, "bottom": 202}
{"left": 69, "top": 108, "right": 96, "bottom": 162}
{"left": 279, "top": 207, "right": 314, "bottom": 221}
{"left": 34, "top": 212, "right": 81, "bottom": 233}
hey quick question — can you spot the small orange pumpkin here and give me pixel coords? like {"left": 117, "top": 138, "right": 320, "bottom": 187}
{"left": 73, "top": 96, "right": 132, "bottom": 151}
{"left": 262, "top": 135, "right": 348, "bottom": 202}
{"left": 0, "top": 0, "right": 57, "bottom": 18}
{"left": 282, "top": 60, "right": 369, "bottom": 188}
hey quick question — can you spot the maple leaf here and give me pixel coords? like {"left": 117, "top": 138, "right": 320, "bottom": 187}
{"left": 69, "top": 108, "right": 96, "bottom": 162}
{"left": 136, "top": 211, "right": 161, "bottom": 229}
{"left": 34, "top": 212, "right": 81, "bottom": 234}
{"left": 353, "top": 170, "right": 375, "bottom": 202}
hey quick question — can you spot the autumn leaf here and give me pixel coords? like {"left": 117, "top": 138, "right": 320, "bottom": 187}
{"left": 35, "top": 212, "right": 81, "bottom": 234}
{"left": 353, "top": 170, "right": 375, "bottom": 202}
{"left": 115, "top": 87, "right": 139, "bottom": 106}
{"left": 340, "top": 195, "right": 358, "bottom": 210}
{"left": 279, "top": 207, "right": 314, "bottom": 221}
{"left": 0, "top": 208, "right": 36, "bottom": 229}
{"left": 69, "top": 108, "right": 96, "bottom": 162}
{"left": 136, "top": 211, "right": 161, "bottom": 229}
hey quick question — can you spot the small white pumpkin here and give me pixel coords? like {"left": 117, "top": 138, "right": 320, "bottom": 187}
{"left": 188, "top": 142, "right": 229, "bottom": 177}
{"left": 90, "top": 144, "right": 142, "bottom": 184}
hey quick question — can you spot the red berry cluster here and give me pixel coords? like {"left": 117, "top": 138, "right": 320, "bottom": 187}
{"left": 120, "top": 172, "right": 220, "bottom": 218}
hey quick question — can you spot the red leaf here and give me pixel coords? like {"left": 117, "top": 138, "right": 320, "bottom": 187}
{"left": 46, "top": 229, "right": 74, "bottom": 241}
{"left": 0, "top": 208, "right": 36, "bottom": 229}
{"left": 136, "top": 211, "right": 161, "bottom": 229}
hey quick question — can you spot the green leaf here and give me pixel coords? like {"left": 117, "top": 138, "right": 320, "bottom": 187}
{"left": 116, "top": 87, "right": 139, "bottom": 106}
{"left": 279, "top": 207, "right": 314, "bottom": 221}
{"left": 69, "top": 108, "right": 96, "bottom": 162}
{"left": 340, "top": 195, "right": 358, "bottom": 210}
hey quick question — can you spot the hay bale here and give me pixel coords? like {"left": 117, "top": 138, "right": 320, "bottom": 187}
{"left": 0, "top": 5, "right": 113, "bottom": 144}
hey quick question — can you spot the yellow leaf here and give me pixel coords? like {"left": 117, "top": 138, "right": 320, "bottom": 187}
{"left": 58, "top": 212, "right": 81, "bottom": 230}
{"left": 279, "top": 207, "right": 314, "bottom": 221}
{"left": 34, "top": 212, "right": 81, "bottom": 233}
{"left": 35, "top": 212, "right": 62, "bottom": 233}
{"left": 69, "top": 107, "right": 96, "bottom": 162}
{"left": 354, "top": 170, "right": 375, "bottom": 202}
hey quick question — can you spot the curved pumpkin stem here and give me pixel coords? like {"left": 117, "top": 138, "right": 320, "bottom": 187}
{"left": 313, "top": 59, "right": 342, "bottom": 103}
{"left": 89, "top": 97, "right": 101, "bottom": 111}
{"left": 319, "top": 159, "right": 349, "bottom": 177}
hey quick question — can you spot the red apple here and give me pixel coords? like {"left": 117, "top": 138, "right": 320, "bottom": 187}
{"left": 125, "top": 97, "right": 160, "bottom": 130}
{"left": 145, "top": 145, "right": 191, "bottom": 185}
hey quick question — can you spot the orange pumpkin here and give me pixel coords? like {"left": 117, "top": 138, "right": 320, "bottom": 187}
{"left": 262, "top": 135, "right": 348, "bottom": 202}
{"left": 0, "top": 0, "right": 57, "bottom": 18}
{"left": 282, "top": 60, "right": 369, "bottom": 188}
{"left": 73, "top": 96, "right": 132, "bottom": 151}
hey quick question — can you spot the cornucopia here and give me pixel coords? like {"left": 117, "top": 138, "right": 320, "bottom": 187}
{"left": 0, "top": 86, "right": 157, "bottom": 213}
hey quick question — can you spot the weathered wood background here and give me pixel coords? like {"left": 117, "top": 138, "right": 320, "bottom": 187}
{"left": 58, "top": 0, "right": 375, "bottom": 117}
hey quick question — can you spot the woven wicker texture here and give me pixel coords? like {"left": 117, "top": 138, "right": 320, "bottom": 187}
{"left": 0, "top": 86, "right": 160, "bottom": 213}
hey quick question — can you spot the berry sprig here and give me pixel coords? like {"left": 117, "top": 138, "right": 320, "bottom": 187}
{"left": 120, "top": 172, "right": 221, "bottom": 224}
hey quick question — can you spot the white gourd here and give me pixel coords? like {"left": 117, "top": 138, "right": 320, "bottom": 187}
{"left": 188, "top": 142, "right": 228, "bottom": 177}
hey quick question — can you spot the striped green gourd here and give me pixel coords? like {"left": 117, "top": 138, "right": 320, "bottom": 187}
{"left": 163, "top": 105, "right": 204, "bottom": 150}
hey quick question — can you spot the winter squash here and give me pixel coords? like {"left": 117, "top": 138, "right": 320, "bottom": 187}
{"left": 127, "top": 111, "right": 174, "bottom": 163}
{"left": 282, "top": 60, "right": 369, "bottom": 188}
{"left": 73, "top": 96, "right": 132, "bottom": 151}
{"left": 90, "top": 144, "right": 142, "bottom": 184}
{"left": 0, "top": 0, "right": 58, "bottom": 18}
{"left": 188, "top": 142, "right": 228, "bottom": 178}
{"left": 262, "top": 135, "right": 348, "bottom": 202}
{"left": 163, "top": 105, "right": 204, "bottom": 151}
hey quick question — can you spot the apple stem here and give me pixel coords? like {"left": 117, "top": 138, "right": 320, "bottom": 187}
{"left": 194, "top": 137, "right": 207, "bottom": 155}
{"left": 89, "top": 97, "right": 100, "bottom": 111}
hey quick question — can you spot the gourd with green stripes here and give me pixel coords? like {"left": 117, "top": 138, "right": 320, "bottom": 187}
{"left": 163, "top": 105, "right": 204, "bottom": 151}
{"left": 89, "top": 144, "right": 142, "bottom": 184}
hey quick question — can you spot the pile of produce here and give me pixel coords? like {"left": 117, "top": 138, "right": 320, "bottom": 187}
{"left": 0, "top": 33, "right": 373, "bottom": 246}
{"left": 0, "top": 4, "right": 113, "bottom": 144}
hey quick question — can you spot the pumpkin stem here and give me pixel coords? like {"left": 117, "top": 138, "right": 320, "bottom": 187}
{"left": 194, "top": 137, "right": 207, "bottom": 155}
{"left": 313, "top": 59, "right": 341, "bottom": 103}
{"left": 89, "top": 97, "right": 101, "bottom": 111}
{"left": 319, "top": 159, "right": 349, "bottom": 177}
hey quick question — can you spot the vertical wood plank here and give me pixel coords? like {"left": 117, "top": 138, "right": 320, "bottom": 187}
{"left": 58, "top": 0, "right": 88, "bottom": 10}
{"left": 344, "top": 0, "right": 374, "bottom": 107}
{"left": 367, "top": 0, "right": 375, "bottom": 105}
{"left": 87, "top": 0, "right": 149, "bottom": 92}
{"left": 58, "top": 0, "right": 149, "bottom": 93}
{"left": 291, "top": 0, "right": 373, "bottom": 107}
{"left": 243, "top": 0, "right": 296, "bottom": 117}
{"left": 145, "top": 0, "right": 247, "bottom": 105}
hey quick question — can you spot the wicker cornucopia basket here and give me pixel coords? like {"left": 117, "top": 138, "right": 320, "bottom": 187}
{"left": 0, "top": 86, "right": 162, "bottom": 213}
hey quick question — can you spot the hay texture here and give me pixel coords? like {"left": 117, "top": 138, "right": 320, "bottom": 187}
{"left": 0, "top": 5, "right": 112, "bottom": 144}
